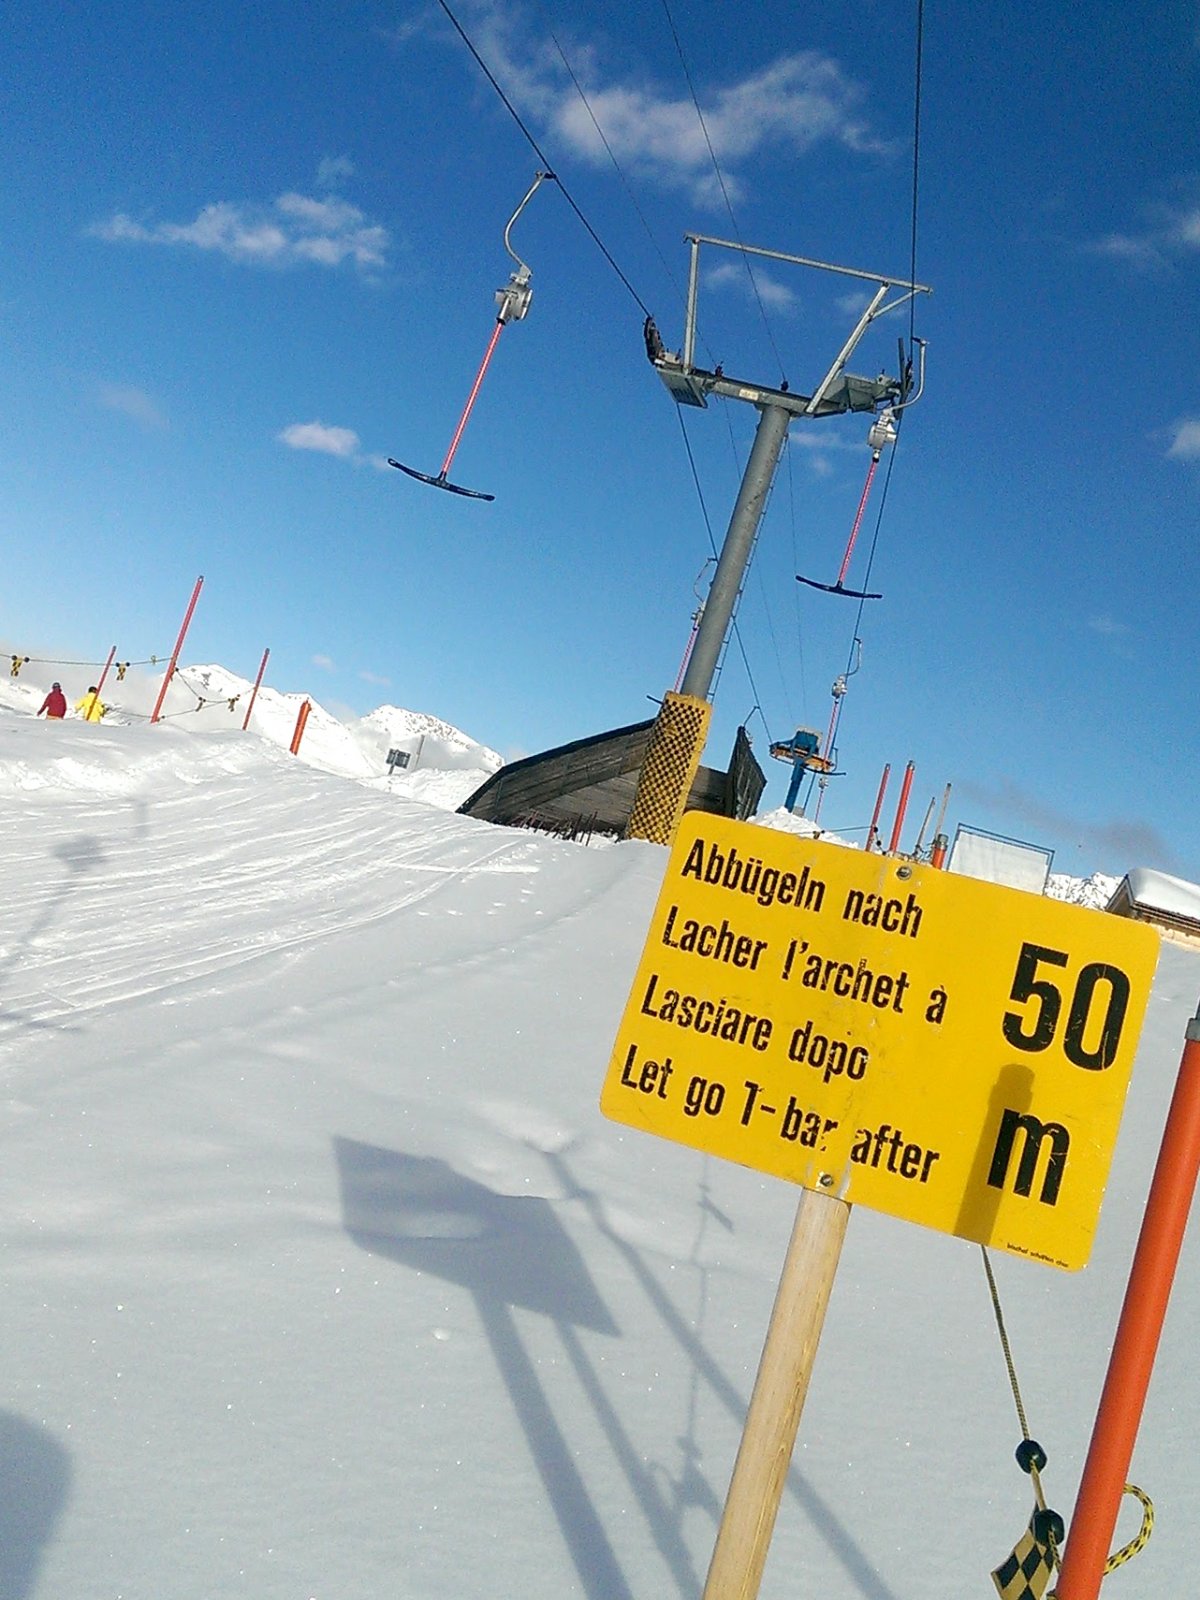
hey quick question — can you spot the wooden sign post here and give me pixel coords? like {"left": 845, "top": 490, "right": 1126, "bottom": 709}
{"left": 701, "top": 1188, "right": 849, "bottom": 1600}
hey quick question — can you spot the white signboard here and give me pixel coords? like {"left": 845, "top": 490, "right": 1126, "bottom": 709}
{"left": 948, "top": 825, "right": 1053, "bottom": 895}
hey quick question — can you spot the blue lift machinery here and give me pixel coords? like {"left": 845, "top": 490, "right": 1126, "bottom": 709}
{"left": 769, "top": 728, "right": 837, "bottom": 813}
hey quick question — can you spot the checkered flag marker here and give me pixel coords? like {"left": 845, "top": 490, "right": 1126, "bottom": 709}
{"left": 992, "top": 1506, "right": 1062, "bottom": 1600}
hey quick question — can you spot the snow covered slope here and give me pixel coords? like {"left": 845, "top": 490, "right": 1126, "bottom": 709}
{"left": 0, "top": 659, "right": 502, "bottom": 811}
{"left": 1, "top": 704, "right": 1199, "bottom": 1600}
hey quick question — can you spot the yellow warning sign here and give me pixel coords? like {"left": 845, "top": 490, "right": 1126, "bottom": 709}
{"left": 602, "top": 816, "right": 1160, "bottom": 1269}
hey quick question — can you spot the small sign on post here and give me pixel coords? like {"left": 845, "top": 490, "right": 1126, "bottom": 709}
{"left": 387, "top": 747, "right": 411, "bottom": 773}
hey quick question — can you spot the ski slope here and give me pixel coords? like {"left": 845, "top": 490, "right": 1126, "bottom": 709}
{"left": 1, "top": 702, "right": 1198, "bottom": 1600}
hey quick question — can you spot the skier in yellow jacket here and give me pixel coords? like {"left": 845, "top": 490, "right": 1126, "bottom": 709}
{"left": 75, "top": 686, "right": 105, "bottom": 723}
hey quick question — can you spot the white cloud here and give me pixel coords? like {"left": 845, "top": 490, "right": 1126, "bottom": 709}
{"left": 1167, "top": 417, "right": 1200, "bottom": 460}
{"left": 278, "top": 421, "right": 362, "bottom": 458}
{"left": 316, "top": 155, "right": 356, "bottom": 188}
{"left": 454, "top": 3, "right": 885, "bottom": 205}
{"left": 312, "top": 654, "right": 336, "bottom": 672}
{"left": 1088, "top": 614, "right": 1131, "bottom": 637}
{"left": 705, "top": 260, "right": 796, "bottom": 311}
{"left": 786, "top": 429, "right": 864, "bottom": 455}
{"left": 96, "top": 382, "right": 168, "bottom": 431}
{"left": 1090, "top": 232, "right": 1163, "bottom": 267}
{"left": 358, "top": 670, "right": 392, "bottom": 687}
{"left": 89, "top": 191, "right": 388, "bottom": 273}
{"left": 1089, "top": 201, "right": 1200, "bottom": 269}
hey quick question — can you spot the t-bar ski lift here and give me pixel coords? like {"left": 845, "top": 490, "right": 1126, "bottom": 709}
{"left": 389, "top": 170, "right": 553, "bottom": 502}
{"left": 796, "top": 336, "right": 926, "bottom": 601}
{"left": 643, "top": 234, "right": 930, "bottom": 706}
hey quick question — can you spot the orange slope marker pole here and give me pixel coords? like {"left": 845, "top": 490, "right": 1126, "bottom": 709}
{"left": 887, "top": 759, "right": 915, "bottom": 854}
{"left": 150, "top": 575, "right": 204, "bottom": 724}
{"left": 93, "top": 645, "right": 117, "bottom": 701}
{"left": 289, "top": 699, "right": 311, "bottom": 756}
{"left": 1055, "top": 1002, "right": 1200, "bottom": 1600}
{"left": 242, "top": 647, "right": 270, "bottom": 732}
{"left": 865, "top": 762, "right": 891, "bottom": 853}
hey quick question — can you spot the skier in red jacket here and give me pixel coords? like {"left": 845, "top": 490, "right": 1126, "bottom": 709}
{"left": 37, "top": 683, "right": 67, "bottom": 719}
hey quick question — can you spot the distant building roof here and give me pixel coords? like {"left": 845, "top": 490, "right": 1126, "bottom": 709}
{"left": 1107, "top": 868, "right": 1200, "bottom": 945}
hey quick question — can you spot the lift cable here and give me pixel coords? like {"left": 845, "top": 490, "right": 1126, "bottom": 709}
{"left": 784, "top": 440, "right": 807, "bottom": 720}
{"left": 909, "top": 0, "right": 925, "bottom": 350}
{"left": 841, "top": 416, "right": 903, "bottom": 673}
{"left": 432, "top": 0, "right": 653, "bottom": 320}
{"left": 656, "top": 0, "right": 790, "bottom": 389}
{"left": 821, "top": 0, "right": 927, "bottom": 763}
{"left": 439, "top": 0, "right": 772, "bottom": 721}
{"left": 547, "top": 28, "right": 686, "bottom": 309}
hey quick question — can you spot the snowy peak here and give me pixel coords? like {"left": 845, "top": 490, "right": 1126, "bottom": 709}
{"left": 350, "top": 704, "right": 502, "bottom": 775}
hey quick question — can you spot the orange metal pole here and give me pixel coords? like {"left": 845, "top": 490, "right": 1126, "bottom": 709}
{"left": 865, "top": 763, "right": 891, "bottom": 853}
{"left": 930, "top": 833, "right": 948, "bottom": 869}
{"left": 289, "top": 699, "right": 311, "bottom": 756}
{"left": 150, "top": 575, "right": 204, "bottom": 724}
{"left": 1055, "top": 1008, "right": 1200, "bottom": 1600}
{"left": 887, "top": 760, "right": 915, "bottom": 854}
{"left": 94, "top": 645, "right": 117, "bottom": 701}
{"left": 242, "top": 648, "right": 270, "bottom": 731}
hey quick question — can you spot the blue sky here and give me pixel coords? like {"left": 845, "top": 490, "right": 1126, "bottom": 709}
{"left": 3, "top": 0, "right": 1199, "bottom": 877}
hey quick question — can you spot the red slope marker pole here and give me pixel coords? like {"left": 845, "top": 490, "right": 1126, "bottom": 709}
{"left": 289, "top": 699, "right": 311, "bottom": 755}
{"left": 1055, "top": 1002, "right": 1200, "bottom": 1600}
{"left": 242, "top": 647, "right": 270, "bottom": 732}
{"left": 93, "top": 645, "right": 117, "bottom": 701}
{"left": 887, "top": 759, "right": 915, "bottom": 854}
{"left": 865, "top": 763, "right": 891, "bottom": 853}
{"left": 150, "top": 575, "right": 204, "bottom": 724}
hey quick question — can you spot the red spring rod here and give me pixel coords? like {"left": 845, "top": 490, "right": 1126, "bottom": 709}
{"left": 242, "top": 647, "right": 270, "bottom": 732}
{"left": 835, "top": 453, "right": 880, "bottom": 586}
{"left": 1055, "top": 1010, "right": 1200, "bottom": 1599}
{"left": 887, "top": 760, "right": 915, "bottom": 854}
{"left": 439, "top": 321, "right": 505, "bottom": 478}
{"left": 865, "top": 763, "right": 891, "bottom": 853}
{"left": 151, "top": 575, "right": 204, "bottom": 725}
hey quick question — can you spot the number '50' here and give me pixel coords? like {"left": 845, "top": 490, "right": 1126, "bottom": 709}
{"left": 1002, "top": 942, "right": 1131, "bottom": 1070}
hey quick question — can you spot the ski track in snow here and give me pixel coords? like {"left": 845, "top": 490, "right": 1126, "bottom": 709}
{"left": 0, "top": 726, "right": 550, "bottom": 1042}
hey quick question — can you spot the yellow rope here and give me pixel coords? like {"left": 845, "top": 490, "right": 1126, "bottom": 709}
{"left": 1103, "top": 1482, "right": 1155, "bottom": 1573}
{"left": 984, "top": 1245, "right": 1155, "bottom": 1593}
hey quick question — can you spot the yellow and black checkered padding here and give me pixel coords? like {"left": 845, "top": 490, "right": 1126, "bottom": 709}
{"left": 992, "top": 1506, "right": 1062, "bottom": 1600}
{"left": 626, "top": 691, "right": 712, "bottom": 846}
